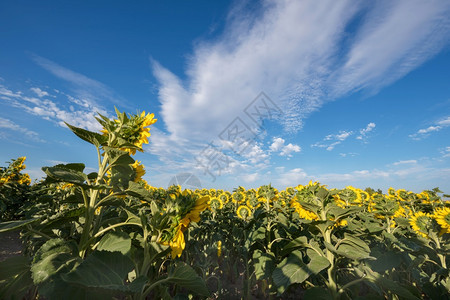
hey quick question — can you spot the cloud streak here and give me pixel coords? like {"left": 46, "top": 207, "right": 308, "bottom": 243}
{"left": 150, "top": 0, "right": 450, "bottom": 176}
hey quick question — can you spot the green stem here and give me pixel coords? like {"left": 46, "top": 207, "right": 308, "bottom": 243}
{"left": 26, "top": 225, "right": 51, "bottom": 240}
{"left": 324, "top": 229, "right": 338, "bottom": 299}
{"left": 338, "top": 275, "right": 366, "bottom": 295}
{"left": 79, "top": 151, "right": 109, "bottom": 257}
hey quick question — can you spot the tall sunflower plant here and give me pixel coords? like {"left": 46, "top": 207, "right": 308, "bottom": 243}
{"left": 0, "top": 108, "right": 209, "bottom": 300}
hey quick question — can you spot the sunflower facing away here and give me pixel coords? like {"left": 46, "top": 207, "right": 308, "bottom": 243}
{"left": 409, "top": 211, "right": 433, "bottom": 238}
{"left": 434, "top": 207, "right": 450, "bottom": 234}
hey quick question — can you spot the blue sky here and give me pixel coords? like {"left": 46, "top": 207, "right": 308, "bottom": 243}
{"left": 1, "top": 1, "right": 450, "bottom": 193}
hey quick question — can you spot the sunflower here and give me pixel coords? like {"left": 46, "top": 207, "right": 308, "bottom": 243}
{"left": 434, "top": 207, "right": 450, "bottom": 234}
{"left": 131, "top": 160, "right": 145, "bottom": 182}
{"left": 291, "top": 201, "right": 318, "bottom": 221}
{"left": 409, "top": 212, "right": 433, "bottom": 238}
{"left": 236, "top": 205, "right": 252, "bottom": 220}
{"left": 396, "top": 189, "right": 408, "bottom": 201}
{"left": 387, "top": 187, "right": 396, "bottom": 198}
{"left": 208, "top": 197, "right": 224, "bottom": 211}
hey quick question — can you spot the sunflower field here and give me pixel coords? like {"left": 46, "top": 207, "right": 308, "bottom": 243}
{"left": 0, "top": 109, "right": 449, "bottom": 300}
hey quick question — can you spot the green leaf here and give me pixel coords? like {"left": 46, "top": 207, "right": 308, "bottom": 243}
{"left": 65, "top": 122, "right": 106, "bottom": 147}
{"left": 53, "top": 163, "right": 86, "bottom": 173}
{"left": 253, "top": 250, "right": 275, "bottom": 280}
{"left": 165, "top": 262, "right": 210, "bottom": 297}
{"left": 272, "top": 250, "right": 330, "bottom": 294}
{"left": 61, "top": 250, "right": 134, "bottom": 292}
{"left": 281, "top": 236, "right": 308, "bottom": 256}
{"left": 0, "top": 256, "right": 33, "bottom": 300}
{"left": 303, "top": 287, "right": 333, "bottom": 300}
{"left": 104, "top": 147, "right": 134, "bottom": 166}
{"left": 336, "top": 235, "right": 372, "bottom": 260}
{"left": 367, "top": 247, "right": 404, "bottom": 273}
{"left": 249, "top": 226, "right": 266, "bottom": 242}
{"left": 42, "top": 166, "right": 88, "bottom": 185}
{"left": 31, "top": 238, "right": 80, "bottom": 285}
{"left": 97, "top": 231, "right": 132, "bottom": 255}
{"left": 0, "top": 218, "right": 39, "bottom": 233}
{"left": 125, "top": 181, "right": 152, "bottom": 199}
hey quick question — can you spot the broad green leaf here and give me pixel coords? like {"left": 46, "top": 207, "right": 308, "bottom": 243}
{"left": 53, "top": 163, "right": 86, "bottom": 173}
{"left": 367, "top": 247, "right": 404, "bottom": 273}
{"left": 0, "top": 256, "right": 33, "bottom": 300}
{"left": 42, "top": 166, "right": 87, "bottom": 185}
{"left": 31, "top": 238, "right": 80, "bottom": 285}
{"left": 125, "top": 181, "right": 152, "bottom": 199}
{"left": 253, "top": 250, "right": 275, "bottom": 280}
{"left": 281, "top": 236, "right": 308, "bottom": 255}
{"left": 61, "top": 250, "right": 134, "bottom": 292}
{"left": 0, "top": 218, "right": 39, "bottom": 233}
{"left": 0, "top": 255, "right": 30, "bottom": 281}
{"left": 249, "top": 226, "right": 266, "bottom": 242}
{"left": 65, "top": 123, "right": 106, "bottom": 147}
{"left": 272, "top": 250, "right": 330, "bottom": 294}
{"left": 104, "top": 147, "right": 134, "bottom": 166}
{"left": 303, "top": 287, "right": 333, "bottom": 300}
{"left": 97, "top": 231, "right": 132, "bottom": 255}
{"left": 165, "top": 262, "right": 210, "bottom": 297}
{"left": 336, "top": 235, "right": 372, "bottom": 260}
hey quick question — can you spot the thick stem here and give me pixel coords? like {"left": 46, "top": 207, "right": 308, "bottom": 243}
{"left": 79, "top": 151, "right": 109, "bottom": 257}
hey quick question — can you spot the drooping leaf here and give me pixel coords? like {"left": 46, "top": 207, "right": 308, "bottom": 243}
{"left": 104, "top": 147, "right": 134, "bottom": 167}
{"left": 125, "top": 181, "right": 152, "bottom": 199}
{"left": 253, "top": 250, "right": 275, "bottom": 280}
{"left": 97, "top": 231, "right": 132, "bottom": 255}
{"left": 31, "top": 238, "right": 80, "bottom": 285}
{"left": 65, "top": 123, "right": 106, "bottom": 147}
{"left": 61, "top": 250, "right": 134, "bottom": 292}
{"left": 303, "top": 287, "right": 333, "bottom": 300}
{"left": 0, "top": 218, "right": 40, "bottom": 233}
{"left": 0, "top": 256, "right": 33, "bottom": 300}
{"left": 42, "top": 166, "right": 87, "bottom": 185}
{"left": 336, "top": 235, "right": 372, "bottom": 260}
{"left": 272, "top": 250, "right": 330, "bottom": 294}
{"left": 164, "top": 262, "right": 210, "bottom": 297}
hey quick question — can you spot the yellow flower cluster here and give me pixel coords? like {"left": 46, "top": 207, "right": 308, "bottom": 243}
{"left": 162, "top": 194, "right": 209, "bottom": 258}
{"left": 0, "top": 157, "right": 31, "bottom": 186}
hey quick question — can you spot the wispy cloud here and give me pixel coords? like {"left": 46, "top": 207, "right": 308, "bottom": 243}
{"left": 356, "top": 122, "right": 376, "bottom": 140}
{"left": 0, "top": 117, "right": 44, "bottom": 142}
{"left": 392, "top": 160, "right": 417, "bottom": 166}
{"left": 312, "top": 130, "right": 353, "bottom": 151}
{"left": 0, "top": 83, "right": 109, "bottom": 131}
{"left": 32, "top": 55, "right": 129, "bottom": 108}
{"left": 409, "top": 116, "right": 450, "bottom": 140}
{"left": 30, "top": 87, "right": 49, "bottom": 98}
{"left": 150, "top": 0, "right": 450, "bottom": 176}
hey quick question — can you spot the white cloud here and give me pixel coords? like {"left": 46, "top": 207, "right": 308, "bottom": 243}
{"left": 151, "top": 0, "right": 450, "bottom": 172}
{"left": 442, "top": 147, "right": 450, "bottom": 158}
{"left": 275, "top": 168, "right": 309, "bottom": 188}
{"left": 270, "top": 137, "right": 285, "bottom": 152}
{"left": 32, "top": 55, "right": 129, "bottom": 108}
{"left": 410, "top": 116, "right": 450, "bottom": 139}
{"left": 0, "top": 117, "right": 44, "bottom": 142}
{"left": 392, "top": 160, "right": 417, "bottom": 166}
{"left": 312, "top": 130, "right": 353, "bottom": 151}
{"left": 1, "top": 83, "right": 108, "bottom": 132}
{"left": 30, "top": 87, "right": 49, "bottom": 98}
{"left": 356, "top": 122, "right": 376, "bottom": 140}
{"left": 269, "top": 137, "right": 301, "bottom": 157}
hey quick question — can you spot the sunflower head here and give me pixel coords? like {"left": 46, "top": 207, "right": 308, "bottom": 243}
{"left": 208, "top": 197, "right": 224, "bottom": 211}
{"left": 409, "top": 212, "right": 435, "bottom": 238}
{"left": 434, "top": 207, "right": 450, "bottom": 234}
{"left": 236, "top": 205, "right": 252, "bottom": 220}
